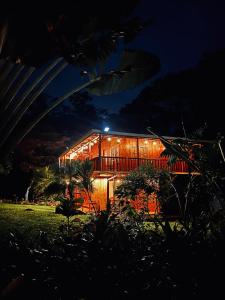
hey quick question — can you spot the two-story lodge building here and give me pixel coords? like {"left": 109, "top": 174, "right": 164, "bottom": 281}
{"left": 59, "top": 129, "right": 200, "bottom": 213}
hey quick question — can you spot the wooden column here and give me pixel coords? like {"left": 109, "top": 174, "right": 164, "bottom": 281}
{"left": 136, "top": 138, "right": 139, "bottom": 168}
{"left": 106, "top": 179, "right": 110, "bottom": 212}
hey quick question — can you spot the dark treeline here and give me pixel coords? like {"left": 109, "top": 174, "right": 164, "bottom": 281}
{"left": 111, "top": 49, "right": 225, "bottom": 138}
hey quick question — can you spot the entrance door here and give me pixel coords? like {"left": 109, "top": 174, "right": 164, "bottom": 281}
{"left": 108, "top": 178, "right": 121, "bottom": 206}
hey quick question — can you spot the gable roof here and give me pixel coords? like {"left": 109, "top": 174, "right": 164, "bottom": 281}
{"left": 60, "top": 128, "right": 215, "bottom": 157}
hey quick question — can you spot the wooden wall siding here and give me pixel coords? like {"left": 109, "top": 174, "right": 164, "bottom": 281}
{"left": 75, "top": 185, "right": 107, "bottom": 212}
{"left": 100, "top": 136, "right": 164, "bottom": 159}
{"left": 101, "top": 137, "right": 138, "bottom": 158}
{"left": 66, "top": 142, "right": 98, "bottom": 161}
{"left": 92, "top": 178, "right": 108, "bottom": 211}
{"left": 138, "top": 139, "right": 164, "bottom": 158}
{"left": 89, "top": 142, "right": 99, "bottom": 159}
{"left": 108, "top": 180, "right": 115, "bottom": 200}
{"left": 108, "top": 179, "right": 122, "bottom": 202}
{"left": 63, "top": 135, "right": 166, "bottom": 163}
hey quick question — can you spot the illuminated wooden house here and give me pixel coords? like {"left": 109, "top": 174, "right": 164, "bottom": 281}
{"left": 59, "top": 129, "right": 190, "bottom": 213}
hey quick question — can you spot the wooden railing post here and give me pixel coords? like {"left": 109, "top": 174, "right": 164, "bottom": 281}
{"left": 106, "top": 179, "right": 110, "bottom": 212}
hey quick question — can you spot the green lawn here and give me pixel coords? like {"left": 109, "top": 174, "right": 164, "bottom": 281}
{"left": 0, "top": 203, "right": 180, "bottom": 243}
{"left": 0, "top": 203, "right": 90, "bottom": 241}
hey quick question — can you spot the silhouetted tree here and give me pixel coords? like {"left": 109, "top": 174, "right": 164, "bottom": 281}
{"left": 113, "top": 49, "right": 225, "bottom": 138}
{"left": 0, "top": 1, "right": 160, "bottom": 160}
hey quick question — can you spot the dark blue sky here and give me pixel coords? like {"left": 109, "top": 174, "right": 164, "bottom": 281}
{"left": 46, "top": 0, "right": 225, "bottom": 113}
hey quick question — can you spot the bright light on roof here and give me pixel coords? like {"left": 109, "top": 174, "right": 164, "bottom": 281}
{"left": 104, "top": 127, "right": 110, "bottom": 132}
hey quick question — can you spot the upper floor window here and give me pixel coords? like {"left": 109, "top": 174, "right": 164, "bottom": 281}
{"left": 139, "top": 146, "right": 148, "bottom": 158}
{"left": 111, "top": 145, "right": 119, "bottom": 157}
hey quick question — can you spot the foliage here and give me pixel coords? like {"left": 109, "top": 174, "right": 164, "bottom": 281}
{"left": 88, "top": 49, "right": 160, "bottom": 95}
{"left": 33, "top": 166, "right": 55, "bottom": 196}
{"left": 55, "top": 196, "right": 84, "bottom": 235}
{"left": 32, "top": 160, "right": 96, "bottom": 222}
{"left": 32, "top": 166, "right": 63, "bottom": 198}
{"left": 70, "top": 159, "right": 94, "bottom": 195}
{"left": 31, "top": 161, "right": 87, "bottom": 231}
{"left": 1, "top": 204, "right": 225, "bottom": 299}
{"left": 115, "top": 164, "right": 170, "bottom": 216}
{"left": 44, "top": 181, "right": 65, "bottom": 199}
{"left": 115, "top": 164, "right": 158, "bottom": 199}
{"left": 0, "top": 2, "right": 160, "bottom": 161}
{"left": 147, "top": 127, "right": 225, "bottom": 228}
{"left": 61, "top": 159, "right": 96, "bottom": 212}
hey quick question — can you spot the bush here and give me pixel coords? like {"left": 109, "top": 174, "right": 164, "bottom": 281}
{"left": 55, "top": 204, "right": 84, "bottom": 215}
{"left": 1, "top": 213, "right": 225, "bottom": 299}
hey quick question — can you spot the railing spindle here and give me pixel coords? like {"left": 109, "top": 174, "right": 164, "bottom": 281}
{"left": 91, "top": 156, "right": 188, "bottom": 173}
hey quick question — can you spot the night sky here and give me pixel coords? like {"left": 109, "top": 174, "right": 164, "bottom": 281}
{"left": 46, "top": 0, "right": 225, "bottom": 113}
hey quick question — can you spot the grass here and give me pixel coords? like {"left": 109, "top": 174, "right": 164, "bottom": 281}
{"left": 0, "top": 203, "right": 180, "bottom": 243}
{"left": 0, "top": 203, "right": 90, "bottom": 241}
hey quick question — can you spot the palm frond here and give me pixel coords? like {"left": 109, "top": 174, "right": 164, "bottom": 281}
{"left": 87, "top": 49, "right": 160, "bottom": 95}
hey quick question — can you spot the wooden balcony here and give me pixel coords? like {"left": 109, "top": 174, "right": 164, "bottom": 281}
{"left": 92, "top": 156, "right": 189, "bottom": 173}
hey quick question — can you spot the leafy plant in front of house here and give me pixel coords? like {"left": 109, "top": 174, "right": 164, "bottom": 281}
{"left": 31, "top": 161, "right": 85, "bottom": 233}
{"left": 72, "top": 158, "right": 96, "bottom": 213}
{"left": 147, "top": 126, "right": 225, "bottom": 232}
{"left": 115, "top": 163, "right": 169, "bottom": 216}
{"left": 32, "top": 159, "right": 98, "bottom": 233}
{"left": 56, "top": 197, "right": 84, "bottom": 236}
{"left": 32, "top": 166, "right": 56, "bottom": 200}
{"left": 114, "top": 163, "right": 181, "bottom": 237}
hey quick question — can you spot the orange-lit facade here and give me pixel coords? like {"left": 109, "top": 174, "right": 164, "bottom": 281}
{"left": 59, "top": 129, "right": 190, "bottom": 213}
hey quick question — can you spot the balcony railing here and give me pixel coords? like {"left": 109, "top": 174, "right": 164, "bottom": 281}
{"left": 91, "top": 156, "right": 189, "bottom": 173}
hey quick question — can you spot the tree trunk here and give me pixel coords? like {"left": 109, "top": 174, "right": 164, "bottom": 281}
{"left": 25, "top": 185, "right": 32, "bottom": 202}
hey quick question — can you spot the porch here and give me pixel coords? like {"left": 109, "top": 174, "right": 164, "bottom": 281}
{"left": 91, "top": 156, "right": 189, "bottom": 173}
